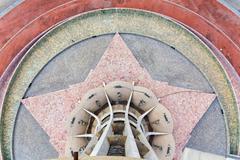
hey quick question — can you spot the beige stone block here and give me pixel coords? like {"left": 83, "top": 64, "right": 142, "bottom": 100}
{"left": 148, "top": 104, "right": 173, "bottom": 133}
{"left": 152, "top": 134, "right": 175, "bottom": 160}
{"left": 80, "top": 86, "right": 107, "bottom": 112}
{"left": 132, "top": 86, "right": 158, "bottom": 111}
{"left": 105, "top": 81, "right": 132, "bottom": 102}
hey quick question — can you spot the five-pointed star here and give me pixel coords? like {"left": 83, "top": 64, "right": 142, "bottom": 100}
{"left": 22, "top": 33, "right": 216, "bottom": 159}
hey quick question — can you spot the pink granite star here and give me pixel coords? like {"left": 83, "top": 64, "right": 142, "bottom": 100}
{"left": 22, "top": 33, "right": 216, "bottom": 159}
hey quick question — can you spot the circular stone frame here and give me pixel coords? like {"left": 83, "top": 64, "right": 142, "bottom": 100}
{"left": 0, "top": 8, "right": 239, "bottom": 159}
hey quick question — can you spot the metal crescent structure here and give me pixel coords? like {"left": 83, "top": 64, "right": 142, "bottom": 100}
{"left": 66, "top": 81, "right": 175, "bottom": 160}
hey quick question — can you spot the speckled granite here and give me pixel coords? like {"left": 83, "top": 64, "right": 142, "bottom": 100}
{"left": 1, "top": 9, "right": 238, "bottom": 160}
{"left": 22, "top": 34, "right": 216, "bottom": 159}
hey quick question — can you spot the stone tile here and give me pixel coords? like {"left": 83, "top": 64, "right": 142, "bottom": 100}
{"left": 121, "top": 34, "right": 213, "bottom": 92}
{"left": 186, "top": 99, "right": 227, "bottom": 156}
{"left": 13, "top": 105, "right": 58, "bottom": 160}
{"left": 25, "top": 34, "right": 113, "bottom": 97}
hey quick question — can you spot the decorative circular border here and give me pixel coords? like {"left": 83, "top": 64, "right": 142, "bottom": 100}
{"left": 1, "top": 0, "right": 240, "bottom": 76}
{"left": 0, "top": 8, "right": 239, "bottom": 159}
